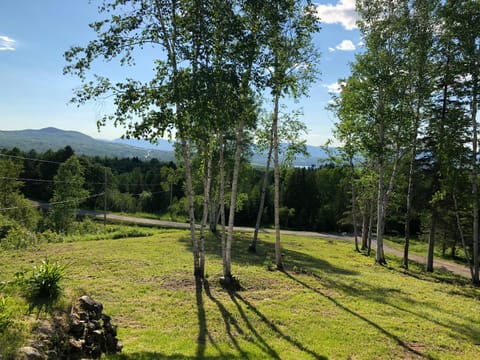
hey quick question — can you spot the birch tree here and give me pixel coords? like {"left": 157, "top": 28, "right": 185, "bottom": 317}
{"left": 64, "top": 0, "right": 251, "bottom": 278}
{"left": 262, "top": 0, "right": 320, "bottom": 270}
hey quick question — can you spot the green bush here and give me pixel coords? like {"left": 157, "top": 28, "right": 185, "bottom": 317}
{"left": 0, "top": 297, "right": 12, "bottom": 331}
{"left": 112, "top": 228, "right": 153, "bottom": 239}
{"left": 21, "top": 259, "right": 66, "bottom": 302}
{"left": 1, "top": 225, "right": 38, "bottom": 250}
{"left": 39, "top": 229, "right": 63, "bottom": 244}
{"left": 69, "top": 217, "right": 102, "bottom": 235}
{"left": 0, "top": 214, "right": 16, "bottom": 239}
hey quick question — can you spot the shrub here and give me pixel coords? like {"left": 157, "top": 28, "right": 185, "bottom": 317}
{"left": 20, "top": 259, "right": 66, "bottom": 302}
{"left": 1, "top": 225, "right": 38, "bottom": 250}
{"left": 69, "top": 217, "right": 101, "bottom": 235}
{"left": 39, "top": 229, "right": 63, "bottom": 244}
{"left": 0, "top": 297, "right": 12, "bottom": 331}
{"left": 112, "top": 228, "right": 153, "bottom": 239}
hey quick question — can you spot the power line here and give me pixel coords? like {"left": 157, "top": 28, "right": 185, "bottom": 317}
{"left": 0, "top": 176, "right": 105, "bottom": 186}
{"left": 0, "top": 193, "right": 105, "bottom": 212}
{"left": 0, "top": 153, "right": 62, "bottom": 164}
{"left": 0, "top": 175, "right": 173, "bottom": 188}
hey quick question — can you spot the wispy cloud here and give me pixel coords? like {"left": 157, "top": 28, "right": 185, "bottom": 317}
{"left": 336, "top": 40, "right": 355, "bottom": 51}
{"left": 316, "top": 0, "right": 358, "bottom": 31}
{"left": 0, "top": 35, "right": 16, "bottom": 51}
{"left": 324, "top": 81, "right": 346, "bottom": 94}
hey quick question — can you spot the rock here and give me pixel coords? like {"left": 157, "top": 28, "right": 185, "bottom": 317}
{"left": 78, "top": 296, "right": 103, "bottom": 320}
{"left": 18, "top": 295, "right": 122, "bottom": 359}
{"left": 68, "top": 338, "right": 84, "bottom": 353}
{"left": 17, "top": 346, "right": 44, "bottom": 360}
{"left": 70, "top": 318, "right": 85, "bottom": 337}
{"left": 116, "top": 340, "right": 124, "bottom": 352}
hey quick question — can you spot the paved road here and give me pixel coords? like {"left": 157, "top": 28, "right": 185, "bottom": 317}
{"left": 95, "top": 212, "right": 472, "bottom": 279}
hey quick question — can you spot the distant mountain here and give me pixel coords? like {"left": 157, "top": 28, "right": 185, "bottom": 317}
{"left": 0, "top": 127, "right": 336, "bottom": 166}
{"left": 250, "top": 144, "right": 337, "bottom": 167}
{"left": 113, "top": 137, "right": 174, "bottom": 152}
{"left": 0, "top": 128, "right": 175, "bottom": 162}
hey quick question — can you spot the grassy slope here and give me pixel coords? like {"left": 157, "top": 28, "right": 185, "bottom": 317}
{"left": 1, "top": 228, "right": 480, "bottom": 359}
{"left": 384, "top": 237, "right": 469, "bottom": 265}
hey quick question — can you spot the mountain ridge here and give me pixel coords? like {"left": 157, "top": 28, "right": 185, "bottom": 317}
{"left": 0, "top": 127, "right": 334, "bottom": 166}
{"left": 0, "top": 127, "right": 175, "bottom": 162}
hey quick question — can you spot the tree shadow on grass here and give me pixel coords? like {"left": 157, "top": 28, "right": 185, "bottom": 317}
{"left": 232, "top": 291, "right": 328, "bottom": 360}
{"left": 305, "top": 267, "right": 480, "bottom": 348}
{"left": 195, "top": 277, "right": 234, "bottom": 359}
{"left": 283, "top": 271, "right": 438, "bottom": 360}
{"left": 197, "top": 278, "right": 327, "bottom": 360}
{"left": 226, "top": 291, "right": 281, "bottom": 359}
{"left": 179, "top": 233, "right": 359, "bottom": 278}
{"left": 109, "top": 353, "right": 242, "bottom": 359}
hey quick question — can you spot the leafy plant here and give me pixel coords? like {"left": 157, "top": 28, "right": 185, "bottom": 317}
{"left": 1, "top": 225, "right": 38, "bottom": 250}
{"left": 20, "top": 259, "right": 66, "bottom": 302}
{"left": 0, "top": 297, "right": 12, "bottom": 331}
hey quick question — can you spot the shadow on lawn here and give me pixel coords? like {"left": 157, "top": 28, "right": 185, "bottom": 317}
{"left": 199, "top": 275, "right": 328, "bottom": 359}
{"left": 179, "top": 232, "right": 359, "bottom": 277}
{"left": 110, "top": 353, "right": 241, "bottom": 359}
{"left": 283, "top": 271, "right": 439, "bottom": 360}
{"left": 231, "top": 291, "right": 328, "bottom": 360}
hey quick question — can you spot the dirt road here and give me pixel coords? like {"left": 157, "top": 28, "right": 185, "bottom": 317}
{"left": 98, "top": 213, "right": 472, "bottom": 279}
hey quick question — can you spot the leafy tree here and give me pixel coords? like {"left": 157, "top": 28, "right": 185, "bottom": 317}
{"left": 0, "top": 157, "right": 40, "bottom": 230}
{"left": 160, "top": 166, "right": 181, "bottom": 207}
{"left": 401, "top": 0, "right": 439, "bottom": 268}
{"left": 336, "top": 0, "right": 413, "bottom": 265}
{"left": 48, "top": 156, "right": 88, "bottom": 233}
{"left": 249, "top": 108, "right": 308, "bottom": 253}
{"left": 65, "top": 0, "right": 264, "bottom": 281}
{"left": 261, "top": 0, "right": 320, "bottom": 269}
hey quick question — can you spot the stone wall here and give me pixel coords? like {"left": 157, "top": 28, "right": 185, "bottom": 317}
{"left": 17, "top": 295, "right": 122, "bottom": 359}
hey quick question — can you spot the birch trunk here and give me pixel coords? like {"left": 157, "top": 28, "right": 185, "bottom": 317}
{"left": 273, "top": 92, "right": 283, "bottom": 270}
{"left": 180, "top": 137, "right": 200, "bottom": 276}
{"left": 426, "top": 209, "right": 436, "bottom": 272}
{"left": 350, "top": 158, "right": 359, "bottom": 252}
{"left": 219, "top": 131, "right": 227, "bottom": 278}
{"left": 224, "top": 118, "right": 245, "bottom": 282}
{"left": 250, "top": 129, "right": 273, "bottom": 253}
{"left": 404, "top": 104, "right": 421, "bottom": 269}
{"left": 471, "top": 71, "right": 479, "bottom": 284}
{"left": 199, "top": 143, "right": 213, "bottom": 276}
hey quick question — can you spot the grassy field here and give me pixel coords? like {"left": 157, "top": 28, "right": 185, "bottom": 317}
{"left": 1, "top": 226, "right": 480, "bottom": 359}
{"left": 383, "top": 236, "right": 469, "bottom": 265}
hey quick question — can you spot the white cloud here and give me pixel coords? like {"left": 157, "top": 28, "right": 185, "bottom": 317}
{"left": 357, "top": 40, "right": 365, "bottom": 47}
{"left": 328, "top": 47, "right": 335, "bottom": 52}
{"left": 324, "top": 81, "right": 346, "bottom": 94}
{"left": 0, "top": 35, "right": 16, "bottom": 51}
{"left": 316, "top": 0, "right": 358, "bottom": 30}
{"left": 336, "top": 39, "right": 355, "bottom": 51}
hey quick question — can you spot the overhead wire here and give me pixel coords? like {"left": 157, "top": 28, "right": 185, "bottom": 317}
{"left": 0, "top": 153, "right": 62, "bottom": 164}
{"left": 0, "top": 193, "right": 105, "bottom": 212}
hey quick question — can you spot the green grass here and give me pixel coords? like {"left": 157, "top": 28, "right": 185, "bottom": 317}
{"left": 1, "top": 227, "right": 480, "bottom": 359}
{"left": 115, "top": 211, "right": 188, "bottom": 223}
{"left": 384, "top": 236, "right": 469, "bottom": 265}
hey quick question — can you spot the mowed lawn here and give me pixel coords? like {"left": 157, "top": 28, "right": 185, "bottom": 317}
{"left": 1, "top": 227, "right": 480, "bottom": 359}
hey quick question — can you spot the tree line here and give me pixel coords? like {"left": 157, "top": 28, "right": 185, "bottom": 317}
{"left": 0, "top": 146, "right": 354, "bottom": 232}
{"left": 330, "top": 0, "right": 480, "bottom": 284}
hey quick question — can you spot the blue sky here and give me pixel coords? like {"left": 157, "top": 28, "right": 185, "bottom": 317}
{"left": 0, "top": 0, "right": 361, "bottom": 146}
